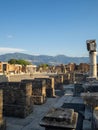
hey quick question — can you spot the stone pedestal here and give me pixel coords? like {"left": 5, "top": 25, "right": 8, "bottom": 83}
{"left": 0, "top": 120, "right": 6, "bottom": 130}
{"left": 22, "top": 79, "right": 46, "bottom": 104}
{"left": 35, "top": 78, "right": 55, "bottom": 97}
{"left": 0, "top": 82, "right": 33, "bottom": 118}
{"left": 0, "top": 90, "right": 6, "bottom": 130}
{"left": 40, "top": 108, "right": 78, "bottom": 130}
{"left": 31, "top": 95, "right": 45, "bottom": 105}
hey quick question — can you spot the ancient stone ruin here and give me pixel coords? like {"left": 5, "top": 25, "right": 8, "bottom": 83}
{"left": 40, "top": 107, "right": 78, "bottom": 130}
{"left": 50, "top": 75, "right": 64, "bottom": 90}
{"left": 35, "top": 78, "right": 55, "bottom": 97}
{"left": 0, "top": 82, "right": 33, "bottom": 118}
{"left": 22, "top": 79, "right": 47, "bottom": 105}
{"left": 0, "top": 90, "right": 6, "bottom": 130}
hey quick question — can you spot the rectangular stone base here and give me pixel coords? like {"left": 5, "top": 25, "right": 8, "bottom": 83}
{"left": 3, "top": 104, "right": 33, "bottom": 118}
{"left": 40, "top": 108, "right": 78, "bottom": 130}
{"left": 46, "top": 88, "right": 55, "bottom": 97}
{"left": 0, "top": 119, "right": 6, "bottom": 130}
{"left": 31, "top": 95, "right": 46, "bottom": 105}
{"left": 83, "top": 120, "right": 91, "bottom": 130}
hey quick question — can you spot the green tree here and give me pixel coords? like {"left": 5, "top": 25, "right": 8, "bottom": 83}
{"left": 8, "top": 59, "right": 17, "bottom": 64}
{"left": 8, "top": 59, "right": 32, "bottom": 66}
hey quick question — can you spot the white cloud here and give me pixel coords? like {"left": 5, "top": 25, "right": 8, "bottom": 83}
{"left": 0, "top": 47, "right": 26, "bottom": 54}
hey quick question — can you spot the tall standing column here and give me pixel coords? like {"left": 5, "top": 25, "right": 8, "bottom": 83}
{"left": 86, "top": 40, "right": 97, "bottom": 79}
{"left": 89, "top": 51, "right": 97, "bottom": 78}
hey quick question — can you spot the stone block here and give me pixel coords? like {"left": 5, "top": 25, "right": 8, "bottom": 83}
{"left": 50, "top": 75, "right": 65, "bottom": 90}
{"left": 40, "top": 108, "right": 78, "bottom": 130}
{"left": 31, "top": 95, "right": 45, "bottom": 105}
{"left": 3, "top": 104, "right": 33, "bottom": 118}
{"left": 0, "top": 82, "right": 33, "bottom": 118}
{"left": 0, "top": 120, "right": 6, "bottom": 130}
{"left": 35, "top": 78, "right": 55, "bottom": 97}
{"left": 22, "top": 79, "right": 46, "bottom": 97}
{"left": 8, "top": 74, "right": 34, "bottom": 82}
{"left": 0, "top": 90, "right": 6, "bottom": 130}
{"left": 46, "top": 88, "right": 54, "bottom": 97}
{"left": 74, "top": 83, "right": 84, "bottom": 96}
{"left": 83, "top": 120, "right": 91, "bottom": 130}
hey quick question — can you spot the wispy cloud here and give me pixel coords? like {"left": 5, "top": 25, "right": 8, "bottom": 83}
{"left": 0, "top": 47, "right": 26, "bottom": 54}
{"left": 7, "top": 35, "right": 13, "bottom": 39}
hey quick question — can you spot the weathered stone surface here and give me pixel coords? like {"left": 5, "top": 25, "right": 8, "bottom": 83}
{"left": 40, "top": 108, "right": 78, "bottom": 130}
{"left": 63, "top": 74, "right": 70, "bottom": 84}
{"left": 0, "top": 75, "right": 8, "bottom": 83}
{"left": 35, "top": 78, "right": 55, "bottom": 97}
{"left": 0, "top": 82, "right": 33, "bottom": 118}
{"left": 31, "top": 95, "right": 45, "bottom": 105}
{"left": 50, "top": 75, "right": 64, "bottom": 90}
{"left": 93, "top": 107, "right": 98, "bottom": 130}
{"left": 32, "top": 79, "right": 46, "bottom": 104}
{"left": 0, "top": 120, "right": 6, "bottom": 130}
{"left": 74, "top": 83, "right": 84, "bottom": 96}
{"left": 83, "top": 120, "right": 91, "bottom": 130}
{"left": 0, "top": 74, "right": 34, "bottom": 82}
{"left": 3, "top": 105, "right": 33, "bottom": 118}
{"left": 62, "top": 103, "right": 85, "bottom": 130}
{"left": 46, "top": 88, "right": 54, "bottom": 97}
{"left": 22, "top": 79, "right": 46, "bottom": 104}
{"left": 0, "top": 90, "right": 6, "bottom": 130}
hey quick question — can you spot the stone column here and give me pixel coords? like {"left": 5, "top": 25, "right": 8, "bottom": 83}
{"left": 89, "top": 51, "right": 97, "bottom": 78}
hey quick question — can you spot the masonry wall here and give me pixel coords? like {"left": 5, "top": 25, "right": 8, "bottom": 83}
{"left": 35, "top": 78, "right": 55, "bottom": 97}
{"left": 22, "top": 79, "right": 47, "bottom": 104}
{"left": 0, "top": 90, "right": 6, "bottom": 130}
{"left": 74, "top": 83, "right": 84, "bottom": 96}
{"left": 0, "top": 75, "right": 8, "bottom": 83}
{"left": 0, "top": 82, "right": 33, "bottom": 118}
{"left": 63, "top": 74, "right": 70, "bottom": 84}
{"left": 8, "top": 74, "right": 34, "bottom": 82}
{"left": 50, "top": 75, "right": 64, "bottom": 90}
{"left": 0, "top": 74, "right": 34, "bottom": 83}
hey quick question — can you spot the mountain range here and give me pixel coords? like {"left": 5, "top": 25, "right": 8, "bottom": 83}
{"left": 0, "top": 52, "right": 90, "bottom": 65}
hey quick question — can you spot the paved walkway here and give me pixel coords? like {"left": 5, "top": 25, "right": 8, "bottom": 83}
{"left": 5, "top": 97, "right": 60, "bottom": 130}
{"left": 5, "top": 84, "right": 90, "bottom": 130}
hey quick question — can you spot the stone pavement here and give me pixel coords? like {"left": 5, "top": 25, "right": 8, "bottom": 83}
{"left": 5, "top": 97, "right": 60, "bottom": 130}
{"left": 4, "top": 84, "right": 91, "bottom": 130}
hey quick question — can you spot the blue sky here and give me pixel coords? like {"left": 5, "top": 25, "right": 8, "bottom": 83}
{"left": 0, "top": 0, "right": 98, "bottom": 57}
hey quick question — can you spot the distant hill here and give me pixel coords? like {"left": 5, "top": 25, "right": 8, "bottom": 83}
{"left": 0, "top": 52, "right": 90, "bottom": 65}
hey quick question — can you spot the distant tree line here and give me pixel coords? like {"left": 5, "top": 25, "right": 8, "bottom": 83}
{"left": 8, "top": 59, "right": 32, "bottom": 66}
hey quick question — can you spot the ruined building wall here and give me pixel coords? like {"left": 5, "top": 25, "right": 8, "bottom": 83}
{"left": 0, "top": 75, "right": 8, "bottom": 83}
{"left": 35, "top": 78, "right": 55, "bottom": 97}
{"left": 0, "top": 90, "right": 6, "bottom": 130}
{"left": 22, "top": 79, "right": 47, "bottom": 104}
{"left": 0, "top": 82, "right": 33, "bottom": 118}
{"left": 50, "top": 75, "right": 64, "bottom": 90}
{"left": 0, "top": 74, "right": 34, "bottom": 83}
{"left": 8, "top": 74, "right": 34, "bottom": 82}
{"left": 31, "top": 79, "right": 46, "bottom": 104}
